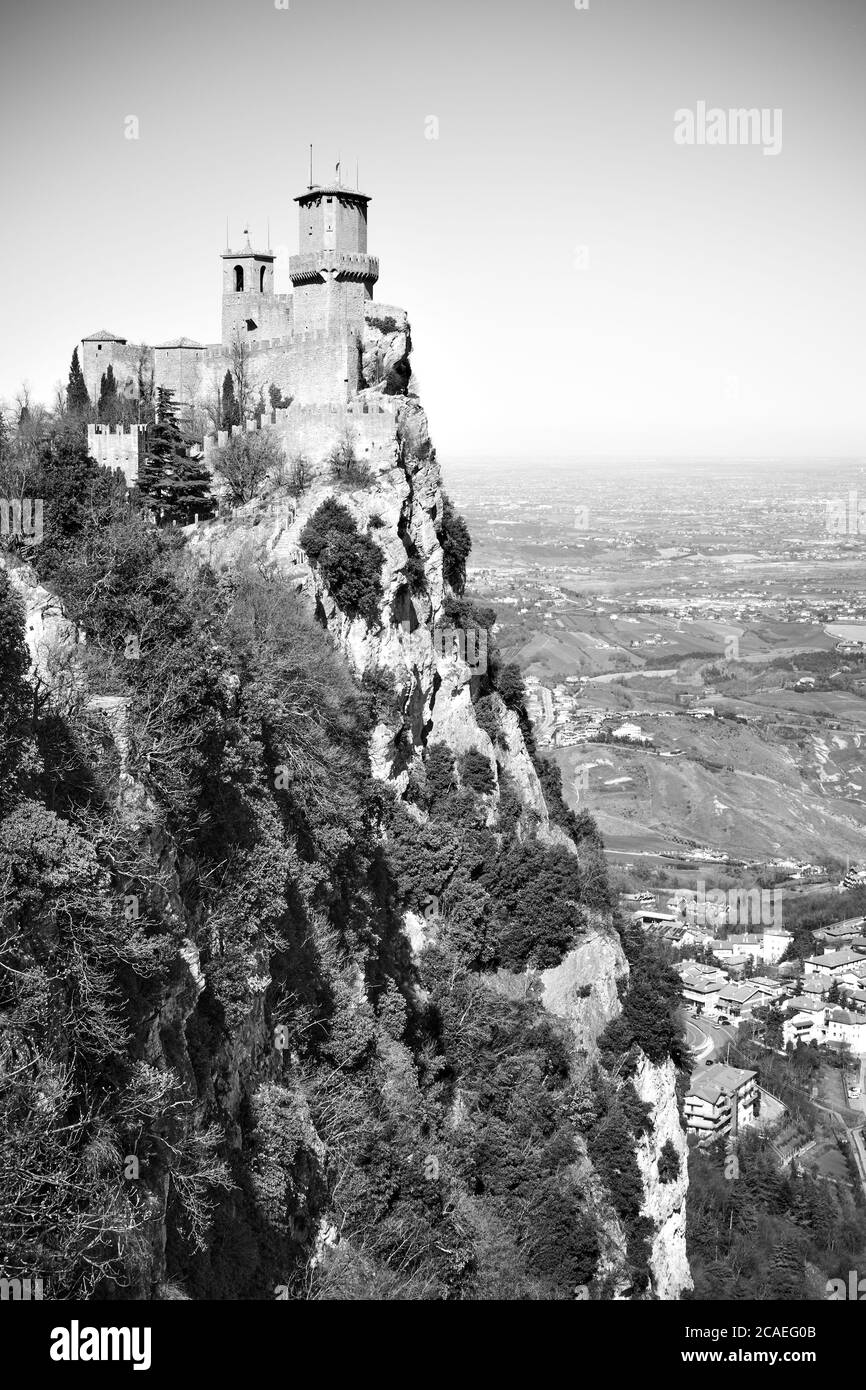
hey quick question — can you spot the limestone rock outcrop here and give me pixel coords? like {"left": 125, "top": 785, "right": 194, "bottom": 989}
{"left": 634, "top": 1054, "right": 693, "bottom": 1299}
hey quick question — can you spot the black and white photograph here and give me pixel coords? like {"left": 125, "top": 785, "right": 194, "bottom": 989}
{"left": 0, "top": 0, "right": 864, "bottom": 1367}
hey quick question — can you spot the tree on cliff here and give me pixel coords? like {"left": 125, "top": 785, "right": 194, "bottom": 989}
{"left": 66, "top": 348, "right": 90, "bottom": 415}
{"left": 97, "top": 365, "right": 119, "bottom": 425}
{"left": 300, "top": 499, "right": 384, "bottom": 624}
{"left": 438, "top": 493, "right": 471, "bottom": 594}
{"left": 138, "top": 387, "right": 213, "bottom": 524}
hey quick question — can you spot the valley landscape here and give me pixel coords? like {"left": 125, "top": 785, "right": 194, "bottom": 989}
{"left": 451, "top": 457, "right": 866, "bottom": 874}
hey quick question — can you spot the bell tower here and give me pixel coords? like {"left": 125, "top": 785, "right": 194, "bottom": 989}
{"left": 289, "top": 180, "right": 379, "bottom": 332}
{"left": 221, "top": 228, "right": 276, "bottom": 346}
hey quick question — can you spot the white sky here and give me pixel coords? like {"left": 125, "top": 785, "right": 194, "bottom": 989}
{"left": 1, "top": 0, "right": 864, "bottom": 461}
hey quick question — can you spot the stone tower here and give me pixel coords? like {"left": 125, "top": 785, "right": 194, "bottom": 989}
{"left": 289, "top": 182, "right": 379, "bottom": 332}
{"left": 221, "top": 230, "right": 276, "bottom": 346}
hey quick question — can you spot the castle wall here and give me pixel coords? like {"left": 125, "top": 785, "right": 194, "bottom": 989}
{"left": 287, "top": 327, "right": 358, "bottom": 403}
{"left": 204, "top": 397, "right": 400, "bottom": 471}
{"left": 87, "top": 423, "right": 145, "bottom": 486}
{"left": 221, "top": 290, "right": 292, "bottom": 346}
{"left": 152, "top": 346, "right": 207, "bottom": 409}
{"left": 293, "top": 279, "right": 370, "bottom": 334}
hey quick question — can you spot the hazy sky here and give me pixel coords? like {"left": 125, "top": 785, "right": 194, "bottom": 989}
{"left": 1, "top": 0, "right": 864, "bottom": 461}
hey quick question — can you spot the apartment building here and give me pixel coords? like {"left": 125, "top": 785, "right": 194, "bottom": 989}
{"left": 685, "top": 1064, "right": 759, "bottom": 1140}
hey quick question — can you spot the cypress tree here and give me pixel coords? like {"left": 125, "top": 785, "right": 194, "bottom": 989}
{"left": 97, "top": 365, "right": 118, "bottom": 424}
{"left": 66, "top": 348, "right": 90, "bottom": 414}
{"left": 221, "top": 370, "right": 240, "bottom": 428}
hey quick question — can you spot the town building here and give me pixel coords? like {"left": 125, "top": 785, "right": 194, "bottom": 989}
{"left": 783, "top": 1003, "right": 866, "bottom": 1054}
{"left": 611, "top": 720, "right": 653, "bottom": 745}
{"left": 685, "top": 1064, "right": 759, "bottom": 1140}
{"left": 680, "top": 967, "right": 727, "bottom": 1015}
{"left": 717, "top": 983, "right": 764, "bottom": 1019}
{"left": 804, "top": 946, "right": 866, "bottom": 981}
{"left": 826, "top": 1009, "right": 866, "bottom": 1054}
{"left": 713, "top": 934, "right": 764, "bottom": 962}
{"left": 813, "top": 919, "right": 866, "bottom": 947}
{"left": 783, "top": 1010, "right": 825, "bottom": 1049}
{"left": 801, "top": 975, "right": 833, "bottom": 998}
{"left": 712, "top": 930, "right": 791, "bottom": 966}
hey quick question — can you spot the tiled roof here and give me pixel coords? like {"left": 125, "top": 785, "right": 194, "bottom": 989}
{"left": 83, "top": 329, "right": 127, "bottom": 342}
{"left": 830, "top": 1009, "right": 865, "bottom": 1026}
{"left": 155, "top": 337, "right": 203, "bottom": 349}
{"left": 689, "top": 1064, "right": 756, "bottom": 1104}
{"left": 807, "top": 948, "right": 866, "bottom": 968}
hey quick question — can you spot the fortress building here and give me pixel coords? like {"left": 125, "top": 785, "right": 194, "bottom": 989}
{"left": 82, "top": 174, "right": 412, "bottom": 482}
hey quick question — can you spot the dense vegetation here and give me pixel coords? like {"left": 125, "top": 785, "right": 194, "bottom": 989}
{"left": 687, "top": 1129, "right": 866, "bottom": 1299}
{"left": 0, "top": 408, "right": 665, "bottom": 1300}
{"left": 300, "top": 498, "right": 384, "bottom": 624}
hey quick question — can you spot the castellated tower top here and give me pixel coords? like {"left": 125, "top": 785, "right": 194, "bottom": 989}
{"left": 294, "top": 183, "right": 371, "bottom": 255}
{"left": 289, "top": 182, "right": 378, "bottom": 331}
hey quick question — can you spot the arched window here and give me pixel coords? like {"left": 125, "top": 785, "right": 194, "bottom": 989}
{"left": 234, "top": 264, "right": 244, "bottom": 292}
{"left": 260, "top": 265, "right": 266, "bottom": 292}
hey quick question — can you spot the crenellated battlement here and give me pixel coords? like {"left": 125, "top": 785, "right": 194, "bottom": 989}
{"left": 204, "top": 394, "right": 400, "bottom": 467}
{"left": 87, "top": 422, "right": 146, "bottom": 487}
{"left": 289, "top": 251, "right": 379, "bottom": 285}
{"left": 201, "top": 324, "right": 356, "bottom": 363}
{"left": 88, "top": 423, "right": 147, "bottom": 438}
{"left": 209, "top": 396, "right": 398, "bottom": 446}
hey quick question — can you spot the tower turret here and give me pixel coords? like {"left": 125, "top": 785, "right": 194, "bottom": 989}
{"left": 289, "top": 183, "right": 379, "bottom": 332}
{"left": 221, "top": 228, "right": 276, "bottom": 346}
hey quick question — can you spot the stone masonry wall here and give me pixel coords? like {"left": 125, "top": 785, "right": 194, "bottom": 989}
{"left": 203, "top": 396, "right": 400, "bottom": 471}
{"left": 81, "top": 341, "right": 149, "bottom": 405}
{"left": 87, "top": 423, "right": 146, "bottom": 486}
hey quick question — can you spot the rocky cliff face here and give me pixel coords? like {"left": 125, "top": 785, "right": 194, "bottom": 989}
{"left": 186, "top": 377, "right": 692, "bottom": 1298}
{"left": 634, "top": 1055, "right": 692, "bottom": 1298}
{"left": 491, "top": 930, "right": 691, "bottom": 1297}
{"left": 1, "top": 556, "right": 82, "bottom": 700}
{"left": 6, "top": 355, "right": 691, "bottom": 1298}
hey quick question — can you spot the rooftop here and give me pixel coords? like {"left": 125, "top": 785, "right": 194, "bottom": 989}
{"left": 689, "top": 1063, "right": 756, "bottom": 1104}
{"left": 830, "top": 1009, "right": 865, "bottom": 1026}
{"left": 294, "top": 182, "right": 371, "bottom": 205}
{"left": 83, "top": 329, "right": 127, "bottom": 343}
{"left": 785, "top": 996, "right": 824, "bottom": 1012}
{"left": 807, "top": 947, "right": 866, "bottom": 968}
{"left": 718, "top": 984, "right": 762, "bottom": 1003}
{"left": 682, "top": 973, "right": 724, "bottom": 993}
